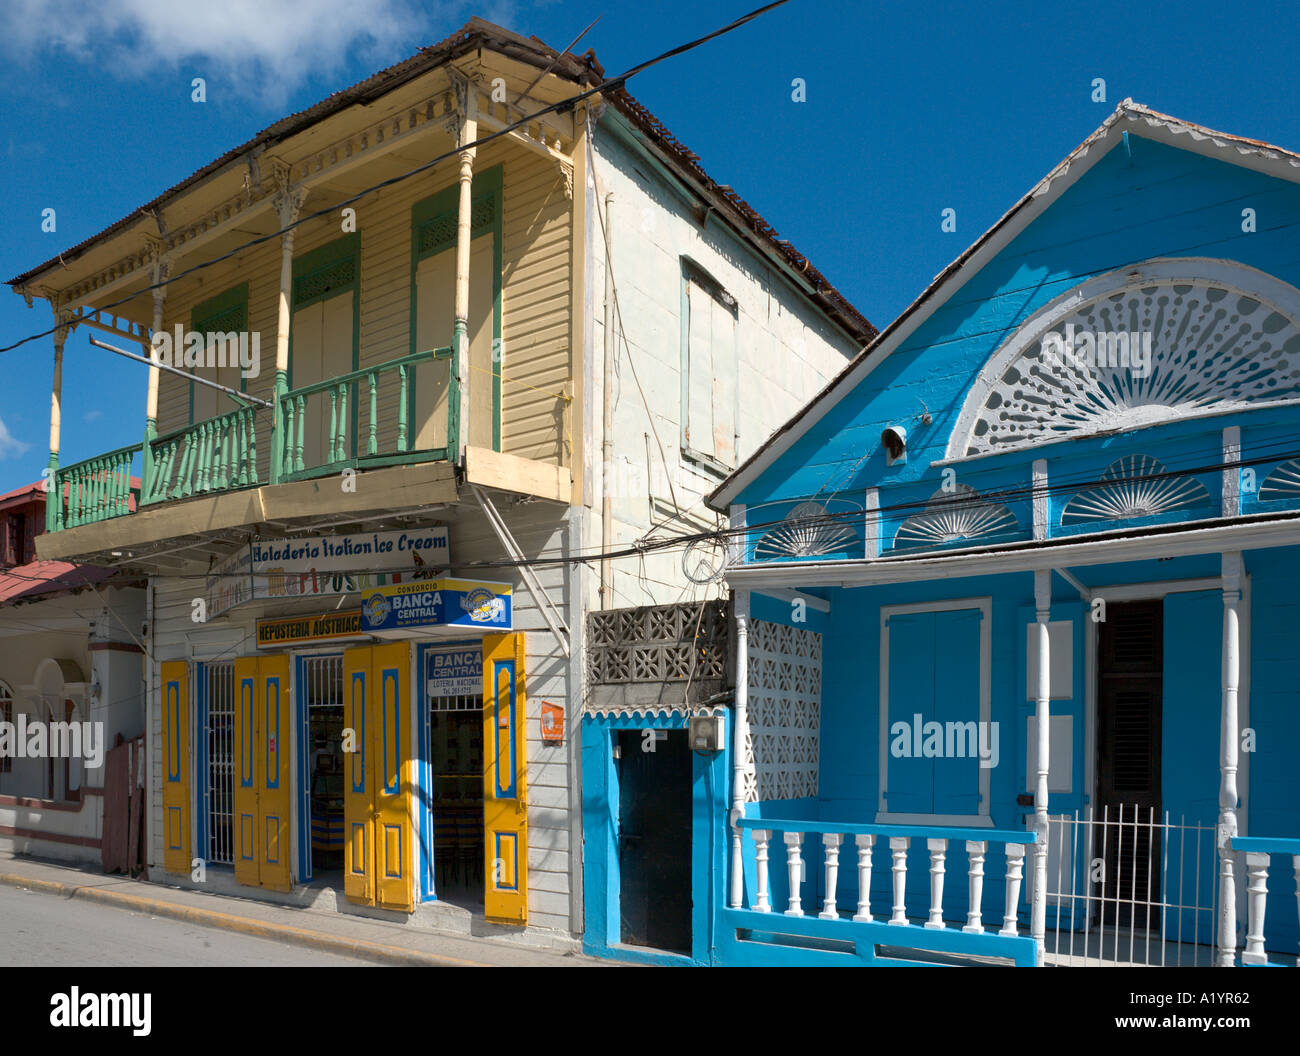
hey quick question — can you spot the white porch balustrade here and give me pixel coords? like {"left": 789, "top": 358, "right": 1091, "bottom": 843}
{"left": 735, "top": 818, "right": 1038, "bottom": 965}
{"left": 1231, "top": 836, "right": 1300, "bottom": 966}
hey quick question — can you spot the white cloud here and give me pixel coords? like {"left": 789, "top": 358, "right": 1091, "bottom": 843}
{"left": 0, "top": 0, "right": 469, "bottom": 103}
{"left": 84, "top": 410, "right": 103, "bottom": 423}
{"left": 0, "top": 416, "right": 31, "bottom": 460}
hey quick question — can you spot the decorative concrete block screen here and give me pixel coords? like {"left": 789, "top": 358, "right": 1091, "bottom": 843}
{"left": 745, "top": 620, "right": 821, "bottom": 802}
{"left": 585, "top": 600, "right": 730, "bottom": 714}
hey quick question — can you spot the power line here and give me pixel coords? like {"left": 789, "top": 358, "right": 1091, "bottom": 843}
{"left": 0, "top": 1, "right": 791, "bottom": 358}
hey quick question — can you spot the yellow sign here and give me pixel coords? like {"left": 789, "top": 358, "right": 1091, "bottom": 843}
{"left": 256, "top": 610, "right": 364, "bottom": 648}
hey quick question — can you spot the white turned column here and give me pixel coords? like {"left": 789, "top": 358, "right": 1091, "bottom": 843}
{"left": 272, "top": 187, "right": 305, "bottom": 385}
{"left": 964, "top": 840, "right": 988, "bottom": 934}
{"left": 926, "top": 838, "right": 947, "bottom": 928}
{"left": 752, "top": 829, "right": 771, "bottom": 912}
{"left": 889, "top": 837, "right": 909, "bottom": 925}
{"left": 1030, "top": 569, "right": 1052, "bottom": 960}
{"left": 1217, "top": 552, "right": 1243, "bottom": 967}
{"left": 452, "top": 82, "right": 478, "bottom": 463}
{"left": 1242, "top": 852, "right": 1270, "bottom": 966}
{"left": 49, "top": 315, "right": 68, "bottom": 462}
{"left": 820, "top": 833, "right": 842, "bottom": 919}
{"left": 729, "top": 592, "right": 750, "bottom": 909}
{"left": 1001, "top": 843, "right": 1026, "bottom": 937}
{"left": 853, "top": 834, "right": 875, "bottom": 922}
{"left": 784, "top": 832, "right": 805, "bottom": 916}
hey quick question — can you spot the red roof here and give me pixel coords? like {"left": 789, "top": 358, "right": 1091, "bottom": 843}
{"left": 0, "top": 560, "right": 120, "bottom": 606}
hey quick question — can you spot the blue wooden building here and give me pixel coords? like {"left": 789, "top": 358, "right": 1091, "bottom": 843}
{"left": 593, "top": 101, "right": 1300, "bottom": 967}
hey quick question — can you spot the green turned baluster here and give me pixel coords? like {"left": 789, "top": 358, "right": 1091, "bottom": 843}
{"left": 279, "top": 399, "right": 292, "bottom": 480}
{"left": 336, "top": 382, "right": 348, "bottom": 464}
{"left": 247, "top": 409, "right": 259, "bottom": 485}
{"left": 202, "top": 422, "right": 214, "bottom": 492}
{"left": 446, "top": 354, "right": 459, "bottom": 460}
{"left": 397, "top": 365, "right": 409, "bottom": 453}
{"left": 367, "top": 372, "right": 378, "bottom": 456}
{"left": 217, "top": 417, "right": 229, "bottom": 490}
{"left": 177, "top": 432, "right": 193, "bottom": 499}
{"left": 235, "top": 412, "right": 247, "bottom": 487}
{"left": 294, "top": 394, "right": 306, "bottom": 473}
{"left": 328, "top": 389, "right": 339, "bottom": 466}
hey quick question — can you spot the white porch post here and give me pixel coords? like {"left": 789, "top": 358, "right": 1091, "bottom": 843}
{"left": 452, "top": 77, "right": 477, "bottom": 464}
{"left": 1030, "top": 568, "right": 1052, "bottom": 961}
{"left": 45, "top": 309, "right": 71, "bottom": 532}
{"left": 729, "top": 588, "right": 751, "bottom": 909}
{"left": 142, "top": 257, "right": 169, "bottom": 494}
{"left": 1217, "top": 551, "right": 1244, "bottom": 966}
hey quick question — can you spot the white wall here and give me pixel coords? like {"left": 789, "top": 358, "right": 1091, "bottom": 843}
{"left": 586, "top": 125, "right": 860, "bottom": 611}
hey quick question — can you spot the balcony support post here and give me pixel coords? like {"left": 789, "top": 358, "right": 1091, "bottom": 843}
{"left": 270, "top": 178, "right": 307, "bottom": 484}
{"left": 46, "top": 307, "right": 72, "bottom": 532}
{"left": 1217, "top": 551, "right": 1244, "bottom": 966}
{"left": 451, "top": 77, "right": 477, "bottom": 464}
{"left": 142, "top": 257, "right": 169, "bottom": 501}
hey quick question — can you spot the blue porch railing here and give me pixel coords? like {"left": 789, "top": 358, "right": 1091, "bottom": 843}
{"left": 1232, "top": 836, "right": 1300, "bottom": 966}
{"left": 729, "top": 815, "right": 1039, "bottom": 966}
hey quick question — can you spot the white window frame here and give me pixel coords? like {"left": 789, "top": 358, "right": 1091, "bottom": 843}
{"left": 877, "top": 596, "right": 993, "bottom": 827}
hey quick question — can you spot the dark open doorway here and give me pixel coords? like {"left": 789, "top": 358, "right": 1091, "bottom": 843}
{"left": 617, "top": 728, "right": 692, "bottom": 954}
{"left": 1095, "top": 599, "right": 1163, "bottom": 924}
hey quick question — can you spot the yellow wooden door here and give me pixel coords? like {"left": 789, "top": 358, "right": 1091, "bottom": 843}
{"left": 232, "top": 656, "right": 260, "bottom": 887}
{"left": 371, "top": 642, "right": 413, "bottom": 912}
{"left": 257, "top": 654, "right": 292, "bottom": 892}
{"left": 482, "top": 633, "right": 528, "bottom": 924}
{"left": 160, "top": 661, "right": 191, "bottom": 876}
{"left": 343, "top": 646, "right": 375, "bottom": 906}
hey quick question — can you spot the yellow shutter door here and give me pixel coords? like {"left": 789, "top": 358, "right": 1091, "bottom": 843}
{"left": 233, "top": 656, "right": 260, "bottom": 887}
{"left": 160, "top": 661, "right": 191, "bottom": 876}
{"left": 342, "top": 646, "right": 375, "bottom": 906}
{"left": 371, "top": 642, "right": 413, "bottom": 912}
{"left": 257, "top": 654, "right": 293, "bottom": 892}
{"left": 482, "top": 633, "right": 528, "bottom": 925}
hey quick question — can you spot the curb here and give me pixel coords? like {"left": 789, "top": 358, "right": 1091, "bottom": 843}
{"left": 0, "top": 871, "right": 483, "bottom": 967}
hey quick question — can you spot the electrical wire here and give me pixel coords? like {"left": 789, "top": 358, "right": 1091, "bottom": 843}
{"left": 0, "top": 1, "right": 792, "bottom": 358}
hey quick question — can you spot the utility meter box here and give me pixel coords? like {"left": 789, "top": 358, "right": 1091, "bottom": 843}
{"left": 689, "top": 714, "right": 725, "bottom": 753}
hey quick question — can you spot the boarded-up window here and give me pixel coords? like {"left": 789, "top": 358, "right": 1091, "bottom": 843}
{"left": 682, "top": 260, "right": 738, "bottom": 470}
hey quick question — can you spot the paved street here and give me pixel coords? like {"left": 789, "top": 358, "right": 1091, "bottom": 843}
{"left": 0, "top": 886, "right": 377, "bottom": 967}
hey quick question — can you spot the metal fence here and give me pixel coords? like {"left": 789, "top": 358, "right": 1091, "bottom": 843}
{"left": 202, "top": 661, "right": 236, "bottom": 865}
{"left": 1042, "top": 805, "right": 1220, "bottom": 966}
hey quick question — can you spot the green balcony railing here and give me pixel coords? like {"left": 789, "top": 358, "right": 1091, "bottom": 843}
{"left": 45, "top": 345, "right": 458, "bottom": 533}
{"left": 48, "top": 443, "right": 141, "bottom": 531}
{"left": 144, "top": 404, "right": 260, "bottom": 504}
{"left": 274, "top": 346, "right": 454, "bottom": 483}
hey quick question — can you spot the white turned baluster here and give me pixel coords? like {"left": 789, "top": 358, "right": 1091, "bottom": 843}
{"left": 753, "top": 830, "right": 772, "bottom": 912}
{"left": 820, "top": 834, "right": 842, "bottom": 920}
{"left": 1000, "top": 843, "right": 1026, "bottom": 937}
{"left": 1294, "top": 856, "right": 1300, "bottom": 934}
{"left": 784, "top": 832, "right": 805, "bottom": 916}
{"left": 1242, "top": 852, "right": 1270, "bottom": 966}
{"left": 853, "top": 834, "right": 875, "bottom": 922}
{"left": 889, "top": 837, "right": 909, "bottom": 925}
{"left": 964, "top": 840, "right": 988, "bottom": 934}
{"left": 926, "top": 838, "right": 947, "bottom": 928}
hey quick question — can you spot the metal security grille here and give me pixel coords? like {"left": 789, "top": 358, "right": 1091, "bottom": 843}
{"left": 203, "top": 662, "right": 235, "bottom": 865}
{"left": 301, "top": 654, "right": 345, "bottom": 878}
{"left": 429, "top": 693, "right": 480, "bottom": 712}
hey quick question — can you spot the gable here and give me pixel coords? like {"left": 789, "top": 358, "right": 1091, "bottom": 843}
{"left": 729, "top": 132, "right": 1300, "bottom": 511}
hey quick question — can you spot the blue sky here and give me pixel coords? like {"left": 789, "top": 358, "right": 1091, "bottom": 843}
{"left": 1, "top": 0, "right": 1297, "bottom": 493}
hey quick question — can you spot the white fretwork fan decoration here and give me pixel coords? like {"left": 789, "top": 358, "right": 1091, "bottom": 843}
{"left": 1060, "top": 454, "right": 1210, "bottom": 525}
{"left": 894, "top": 484, "right": 1018, "bottom": 549}
{"left": 949, "top": 261, "right": 1300, "bottom": 457}
{"left": 753, "top": 499, "right": 858, "bottom": 560}
{"left": 1259, "top": 459, "right": 1300, "bottom": 501}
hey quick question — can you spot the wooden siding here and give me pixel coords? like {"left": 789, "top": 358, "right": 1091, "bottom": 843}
{"left": 154, "top": 135, "right": 572, "bottom": 473}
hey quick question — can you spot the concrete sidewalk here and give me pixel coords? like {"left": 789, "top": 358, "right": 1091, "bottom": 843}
{"left": 0, "top": 855, "right": 609, "bottom": 967}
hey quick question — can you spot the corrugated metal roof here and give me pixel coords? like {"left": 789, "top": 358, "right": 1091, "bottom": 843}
{"left": 7, "top": 18, "right": 873, "bottom": 342}
{"left": 0, "top": 559, "right": 122, "bottom": 606}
